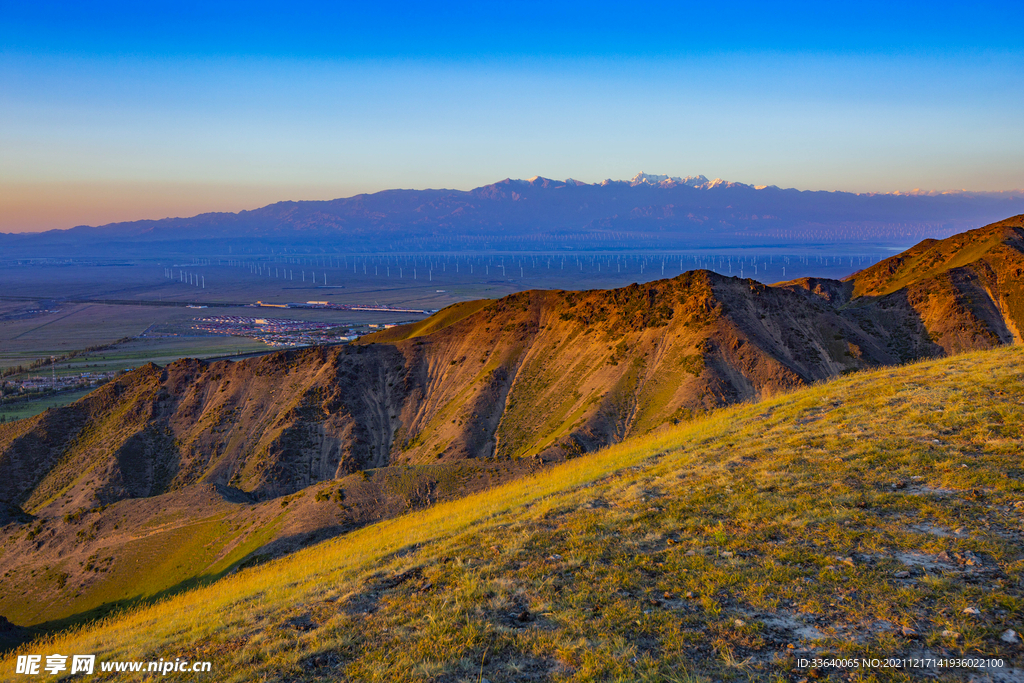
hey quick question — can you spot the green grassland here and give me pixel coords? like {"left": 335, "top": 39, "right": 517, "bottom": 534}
{"left": 5, "top": 344, "right": 1024, "bottom": 681}
{"left": 1, "top": 336, "right": 271, "bottom": 375}
{"left": 0, "top": 334, "right": 271, "bottom": 422}
{"left": 0, "top": 490, "right": 291, "bottom": 632}
{"left": 0, "top": 387, "right": 95, "bottom": 422}
{"left": 0, "top": 511, "right": 283, "bottom": 630}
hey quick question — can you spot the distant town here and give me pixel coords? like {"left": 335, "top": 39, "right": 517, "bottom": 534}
{"left": 179, "top": 300, "right": 430, "bottom": 347}
{"left": 0, "top": 370, "right": 119, "bottom": 421}
{"left": 192, "top": 314, "right": 403, "bottom": 347}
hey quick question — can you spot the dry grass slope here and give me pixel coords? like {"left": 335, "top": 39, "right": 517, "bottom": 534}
{"left": 359, "top": 300, "right": 492, "bottom": 344}
{"left": 4, "top": 344, "right": 1024, "bottom": 681}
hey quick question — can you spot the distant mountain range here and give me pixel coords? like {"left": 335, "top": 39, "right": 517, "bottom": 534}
{"left": 3, "top": 174, "right": 1023, "bottom": 255}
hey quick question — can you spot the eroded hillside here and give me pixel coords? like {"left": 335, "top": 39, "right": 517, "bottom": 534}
{"left": 5, "top": 344, "right": 1024, "bottom": 681}
{"left": 0, "top": 265, "right": 945, "bottom": 515}
{"left": 1, "top": 218, "right": 1022, "bottom": 629}
{"left": 847, "top": 215, "right": 1024, "bottom": 350}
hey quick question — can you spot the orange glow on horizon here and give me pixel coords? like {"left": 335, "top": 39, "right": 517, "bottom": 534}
{"left": 0, "top": 181, "right": 365, "bottom": 234}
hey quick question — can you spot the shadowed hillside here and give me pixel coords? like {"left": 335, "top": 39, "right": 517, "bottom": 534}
{"left": 847, "top": 214, "right": 1024, "bottom": 349}
{"left": 4, "top": 344, "right": 1023, "bottom": 680}
{"left": 1, "top": 217, "right": 1022, "bottom": 628}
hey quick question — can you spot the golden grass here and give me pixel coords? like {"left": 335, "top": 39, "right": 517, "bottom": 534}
{"left": 356, "top": 300, "right": 491, "bottom": 344}
{"left": 6, "top": 345, "right": 1024, "bottom": 681}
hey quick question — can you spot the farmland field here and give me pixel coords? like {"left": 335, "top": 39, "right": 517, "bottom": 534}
{"left": 0, "top": 387, "right": 96, "bottom": 422}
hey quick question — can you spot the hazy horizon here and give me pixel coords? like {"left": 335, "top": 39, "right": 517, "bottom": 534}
{"left": 4, "top": 173, "right": 1024, "bottom": 236}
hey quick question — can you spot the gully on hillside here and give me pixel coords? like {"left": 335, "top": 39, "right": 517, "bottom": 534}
{"left": 0, "top": 217, "right": 1021, "bottom": 628}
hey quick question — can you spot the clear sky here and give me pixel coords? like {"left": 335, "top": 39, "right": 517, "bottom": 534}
{"left": 2, "top": 0, "right": 1022, "bottom": 232}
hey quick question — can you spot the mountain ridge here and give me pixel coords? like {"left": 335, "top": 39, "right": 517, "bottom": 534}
{"left": 1, "top": 216, "right": 1022, "bottom": 627}
{"left": 4, "top": 343, "right": 1023, "bottom": 676}
{"left": 3, "top": 217, "right": 1022, "bottom": 510}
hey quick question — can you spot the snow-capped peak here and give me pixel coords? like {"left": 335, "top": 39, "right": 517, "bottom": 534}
{"left": 506, "top": 173, "right": 755, "bottom": 191}
{"left": 631, "top": 172, "right": 682, "bottom": 185}
{"left": 629, "top": 173, "right": 714, "bottom": 188}
{"left": 680, "top": 175, "right": 712, "bottom": 187}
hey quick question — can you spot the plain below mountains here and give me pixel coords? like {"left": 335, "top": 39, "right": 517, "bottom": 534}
{"left": 0, "top": 215, "right": 1022, "bottom": 628}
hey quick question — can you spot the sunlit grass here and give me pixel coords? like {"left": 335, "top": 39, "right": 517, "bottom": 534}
{"left": 5, "top": 345, "right": 1024, "bottom": 681}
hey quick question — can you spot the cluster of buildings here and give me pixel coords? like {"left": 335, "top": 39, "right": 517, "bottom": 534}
{"left": 192, "top": 315, "right": 360, "bottom": 347}
{"left": 1, "top": 370, "right": 117, "bottom": 397}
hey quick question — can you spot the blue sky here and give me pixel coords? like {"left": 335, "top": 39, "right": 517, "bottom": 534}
{"left": 2, "top": 1, "right": 1022, "bottom": 231}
